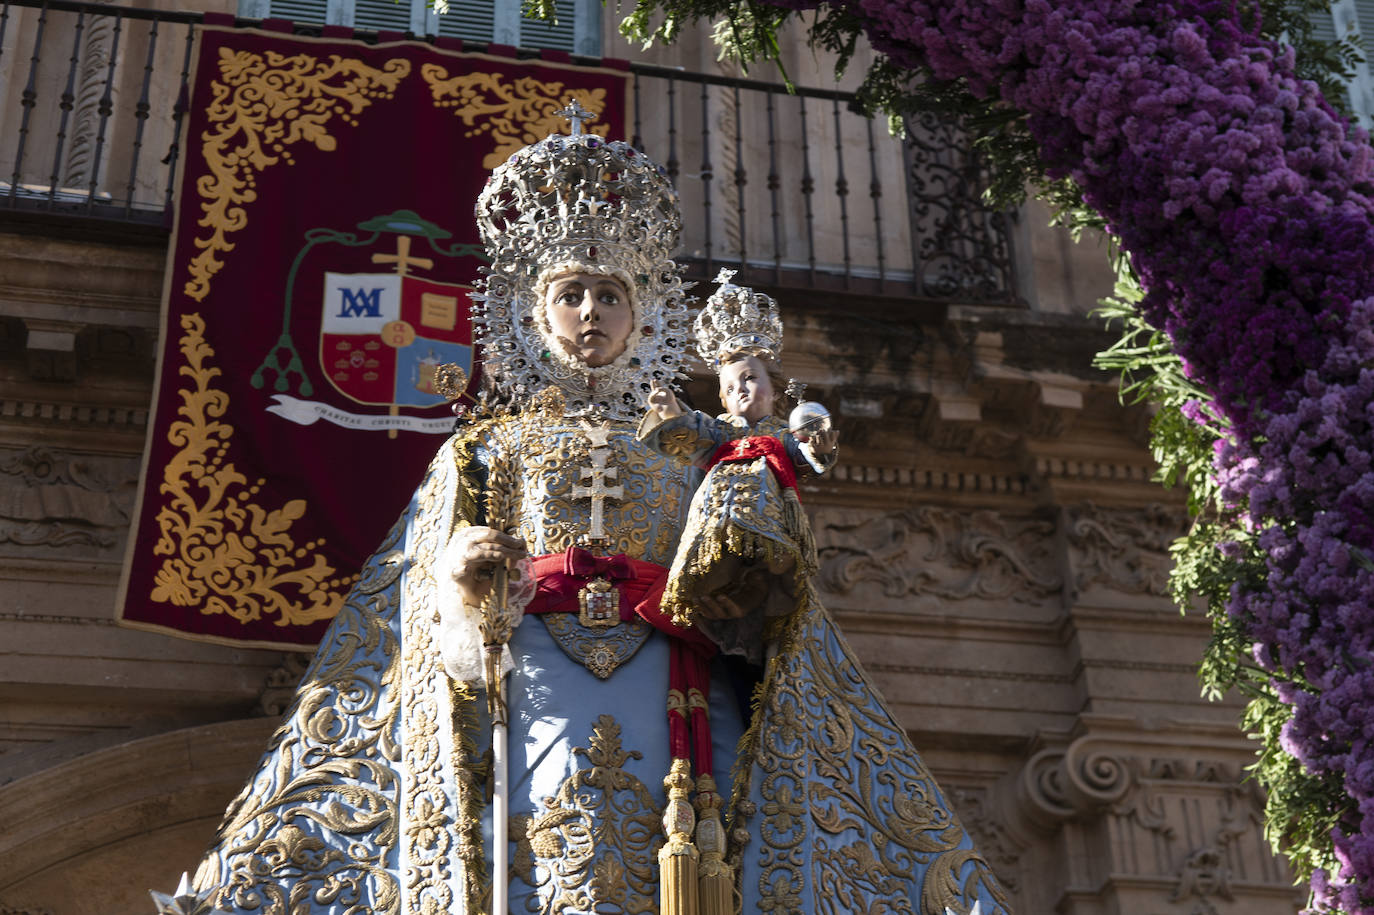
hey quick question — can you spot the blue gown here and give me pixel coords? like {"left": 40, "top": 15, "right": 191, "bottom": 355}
{"left": 190, "top": 401, "right": 1011, "bottom": 915}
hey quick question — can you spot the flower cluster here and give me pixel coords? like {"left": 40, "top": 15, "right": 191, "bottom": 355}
{"left": 770, "top": 0, "right": 1374, "bottom": 908}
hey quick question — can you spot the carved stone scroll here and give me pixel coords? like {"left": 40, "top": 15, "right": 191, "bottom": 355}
{"left": 1011, "top": 734, "right": 1291, "bottom": 912}
{"left": 814, "top": 506, "right": 1062, "bottom": 607}
{"left": 0, "top": 447, "right": 138, "bottom": 556}
{"left": 1065, "top": 502, "right": 1186, "bottom": 599}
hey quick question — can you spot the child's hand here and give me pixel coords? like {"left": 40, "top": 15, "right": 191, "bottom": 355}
{"left": 647, "top": 380, "right": 685, "bottom": 420}
{"left": 808, "top": 426, "right": 839, "bottom": 456}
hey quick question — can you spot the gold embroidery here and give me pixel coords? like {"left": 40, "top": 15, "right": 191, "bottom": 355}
{"left": 402, "top": 451, "right": 470, "bottom": 915}
{"left": 150, "top": 313, "right": 352, "bottom": 626}
{"left": 662, "top": 454, "right": 815, "bottom": 627}
{"left": 186, "top": 46, "right": 411, "bottom": 301}
{"left": 513, "top": 714, "right": 661, "bottom": 914}
{"left": 729, "top": 603, "right": 1010, "bottom": 915}
{"left": 419, "top": 69, "right": 611, "bottom": 170}
{"left": 650, "top": 450, "right": 683, "bottom": 562}
{"left": 497, "top": 416, "right": 688, "bottom": 567}
{"left": 198, "top": 513, "right": 405, "bottom": 914}
{"left": 658, "top": 425, "right": 710, "bottom": 460}
{"left": 541, "top": 614, "right": 653, "bottom": 679}
{"left": 603, "top": 431, "right": 681, "bottom": 563}
{"left": 687, "top": 687, "right": 708, "bottom": 713}
{"left": 919, "top": 849, "right": 1001, "bottom": 915}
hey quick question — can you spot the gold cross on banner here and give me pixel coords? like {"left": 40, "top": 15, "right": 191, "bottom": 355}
{"left": 371, "top": 235, "right": 434, "bottom": 276}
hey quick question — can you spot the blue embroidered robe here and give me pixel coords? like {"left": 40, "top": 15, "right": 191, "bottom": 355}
{"left": 190, "top": 406, "right": 1010, "bottom": 915}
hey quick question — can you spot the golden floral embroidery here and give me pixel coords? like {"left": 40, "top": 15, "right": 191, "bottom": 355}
{"left": 660, "top": 456, "right": 812, "bottom": 627}
{"left": 658, "top": 425, "right": 711, "bottom": 460}
{"left": 495, "top": 416, "right": 688, "bottom": 567}
{"left": 729, "top": 603, "right": 1009, "bottom": 915}
{"left": 419, "top": 68, "right": 611, "bottom": 170}
{"left": 401, "top": 450, "right": 485, "bottom": 915}
{"left": 150, "top": 313, "right": 353, "bottom": 625}
{"left": 186, "top": 46, "right": 411, "bottom": 301}
{"left": 512, "top": 714, "right": 661, "bottom": 914}
{"left": 197, "top": 512, "right": 406, "bottom": 914}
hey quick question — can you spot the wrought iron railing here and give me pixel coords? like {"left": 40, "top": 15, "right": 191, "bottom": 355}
{"left": 0, "top": 0, "right": 1018, "bottom": 303}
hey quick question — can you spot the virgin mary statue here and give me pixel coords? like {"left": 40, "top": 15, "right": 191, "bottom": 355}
{"left": 182, "top": 113, "right": 1010, "bottom": 915}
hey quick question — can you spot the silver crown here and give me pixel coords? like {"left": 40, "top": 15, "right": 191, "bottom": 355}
{"left": 694, "top": 268, "right": 784, "bottom": 368}
{"left": 471, "top": 102, "right": 693, "bottom": 418}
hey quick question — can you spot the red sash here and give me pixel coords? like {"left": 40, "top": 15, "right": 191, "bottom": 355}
{"left": 524, "top": 546, "right": 717, "bottom": 773}
{"left": 525, "top": 547, "right": 715, "bottom": 654}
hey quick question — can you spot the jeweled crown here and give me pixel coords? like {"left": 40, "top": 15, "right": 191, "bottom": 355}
{"left": 470, "top": 100, "right": 693, "bottom": 418}
{"left": 475, "top": 132, "right": 682, "bottom": 282}
{"left": 694, "top": 268, "right": 784, "bottom": 367}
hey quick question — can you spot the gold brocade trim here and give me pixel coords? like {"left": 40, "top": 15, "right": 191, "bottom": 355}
{"left": 512, "top": 714, "right": 661, "bottom": 914}
{"left": 542, "top": 613, "right": 653, "bottom": 679}
{"left": 419, "top": 69, "right": 611, "bottom": 170}
{"left": 197, "top": 514, "right": 406, "bottom": 915}
{"left": 401, "top": 445, "right": 465, "bottom": 915}
{"left": 687, "top": 687, "right": 708, "bottom": 712}
{"left": 150, "top": 313, "right": 353, "bottom": 626}
{"left": 185, "top": 45, "right": 411, "bottom": 301}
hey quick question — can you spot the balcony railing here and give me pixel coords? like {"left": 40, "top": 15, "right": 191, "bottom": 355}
{"left": 0, "top": 0, "right": 1018, "bottom": 304}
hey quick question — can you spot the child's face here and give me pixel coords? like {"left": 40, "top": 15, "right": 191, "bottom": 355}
{"left": 719, "top": 356, "right": 774, "bottom": 424}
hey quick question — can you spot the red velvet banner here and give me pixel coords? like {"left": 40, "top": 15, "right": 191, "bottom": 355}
{"left": 116, "top": 25, "right": 627, "bottom": 648}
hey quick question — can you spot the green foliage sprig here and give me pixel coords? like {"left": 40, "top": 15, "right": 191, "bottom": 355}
{"left": 1090, "top": 260, "right": 1342, "bottom": 887}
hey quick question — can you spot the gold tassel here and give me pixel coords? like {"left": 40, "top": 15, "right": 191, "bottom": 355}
{"left": 659, "top": 758, "right": 699, "bottom": 915}
{"left": 694, "top": 774, "right": 735, "bottom": 915}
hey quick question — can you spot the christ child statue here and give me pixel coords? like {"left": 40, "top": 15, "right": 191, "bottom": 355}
{"left": 637, "top": 271, "right": 837, "bottom": 652}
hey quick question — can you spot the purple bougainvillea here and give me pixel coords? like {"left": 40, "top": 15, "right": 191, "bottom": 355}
{"left": 771, "top": 0, "right": 1374, "bottom": 909}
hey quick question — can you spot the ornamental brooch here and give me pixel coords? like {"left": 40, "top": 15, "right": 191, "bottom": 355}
{"left": 578, "top": 577, "right": 620, "bottom": 629}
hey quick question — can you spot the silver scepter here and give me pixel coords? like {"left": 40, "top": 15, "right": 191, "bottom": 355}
{"left": 479, "top": 564, "right": 514, "bottom": 915}
{"left": 477, "top": 437, "right": 517, "bottom": 915}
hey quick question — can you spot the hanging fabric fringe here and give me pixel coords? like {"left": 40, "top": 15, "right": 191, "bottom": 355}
{"left": 662, "top": 472, "right": 818, "bottom": 628}
{"left": 659, "top": 758, "right": 700, "bottom": 915}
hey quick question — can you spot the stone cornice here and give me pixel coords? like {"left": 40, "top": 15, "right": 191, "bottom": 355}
{"left": 0, "top": 398, "right": 147, "bottom": 429}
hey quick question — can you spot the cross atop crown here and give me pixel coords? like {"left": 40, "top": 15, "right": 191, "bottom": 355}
{"left": 555, "top": 98, "right": 596, "bottom": 137}
{"left": 713, "top": 267, "right": 737, "bottom": 284}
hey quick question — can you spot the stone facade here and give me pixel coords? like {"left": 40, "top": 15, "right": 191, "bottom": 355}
{"left": 0, "top": 8, "right": 1303, "bottom": 915}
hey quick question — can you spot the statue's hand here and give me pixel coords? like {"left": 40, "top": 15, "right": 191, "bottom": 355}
{"left": 445, "top": 525, "right": 528, "bottom": 607}
{"left": 646, "top": 379, "right": 685, "bottom": 420}
{"left": 696, "top": 560, "right": 792, "bottom": 620}
{"left": 808, "top": 426, "right": 839, "bottom": 457}
{"left": 696, "top": 591, "right": 752, "bottom": 620}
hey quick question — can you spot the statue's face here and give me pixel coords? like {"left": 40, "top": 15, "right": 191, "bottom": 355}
{"left": 543, "top": 273, "right": 634, "bottom": 368}
{"left": 719, "top": 355, "right": 774, "bottom": 424}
